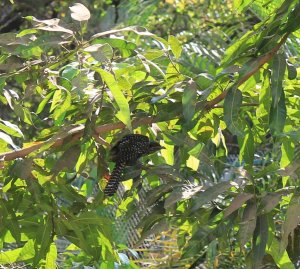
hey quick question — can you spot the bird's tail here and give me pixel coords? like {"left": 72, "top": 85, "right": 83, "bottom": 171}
{"left": 104, "top": 162, "right": 125, "bottom": 196}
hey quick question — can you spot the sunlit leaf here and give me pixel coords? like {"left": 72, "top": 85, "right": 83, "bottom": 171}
{"left": 168, "top": 35, "right": 182, "bottom": 59}
{"left": 96, "top": 68, "right": 132, "bottom": 130}
{"left": 45, "top": 243, "right": 57, "bottom": 269}
{"left": 69, "top": 3, "right": 91, "bottom": 21}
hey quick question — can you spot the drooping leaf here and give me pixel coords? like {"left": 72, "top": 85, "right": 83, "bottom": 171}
{"left": 252, "top": 214, "right": 268, "bottom": 268}
{"left": 96, "top": 68, "right": 132, "bottom": 130}
{"left": 168, "top": 35, "right": 182, "bottom": 59}
{"left": 286, "top": 61, "right": 297, "bottom": 80}
{"left": 259, "top": 192, "right": 284, "bottom": 214}
{"left": 238, "top": 128, "right": 254, "bottom": 166}
{"left": 269, "top": 91, "right": 286, "bottom": 135}
{"left": 182, "top": 81, "right": 197, "bottom": 123}
{"left": 223, "top": 193, "right": 254, "bottom": 218}
{"left": 271, "top": 53, "right": 286, "bottom": 107}
{"left": 187, "top": 182, "right": 233, "bottom": 216}
{"left": 224, "top": 87, "right": 244, "bottom": 136}
{"left": 267, "top": 236, "right": 295, "bottom": 269}
{"left": 280, "top": 193, "right": 300, "bottom": 253}
{"left": 33, "top": 214, "right": 53, "bottom": 266}
{"left": 239, "top": 200, "right": 257, "bottom": 247}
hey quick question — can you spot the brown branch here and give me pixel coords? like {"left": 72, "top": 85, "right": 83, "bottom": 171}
{"left": 0, "top": 116, "right": 155, "bottom": 163}
{"left": 205, "top": 33, "right": 289, "bottom": 110}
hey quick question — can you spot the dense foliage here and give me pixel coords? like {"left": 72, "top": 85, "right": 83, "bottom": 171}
{"left": 0, "top": 0, "right": 300, "bottom": 268}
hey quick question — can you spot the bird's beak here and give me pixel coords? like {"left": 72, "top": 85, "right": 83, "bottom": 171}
{"left": 155, "top": 145, "right": 165, "bottom": 150}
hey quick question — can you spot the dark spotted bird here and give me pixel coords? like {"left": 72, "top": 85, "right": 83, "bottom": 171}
{"left": 104, "top": 134, "right": 163, "bottom": 196}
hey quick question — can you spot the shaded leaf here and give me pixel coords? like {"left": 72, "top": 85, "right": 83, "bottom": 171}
{"left": 187, "top": 182, "right": 233, "bottom": 215}
{"left": 269, "top": 91, "right": 286, "bottom": 135}
{"left": 84, "top": 44, "right": 113, "bottom": 62}
{"left": 239, "top": 200, "right": 257, "bottom": 247}
{"left": 266, "top": 236, "right": 295, "bottom": 269}
{"left": 52, "top": 144, "right": 81, "bottom": 174}
{"left": 280, "top": 193, "right": 300, "bottom": 253}
{"left": 259, "top": 192, "right": 284, "bottom": 214}
{"left": 224, "top": 87, "right": 244, "bottom": 136}
{"left": 271, "top": 53, "right": 286, "bottom": 107}
{"left": 224, "top": 193, "right": 254, "bottom": 218}
{"left": 252, "top": 214, "right": 268, "bottom": 268}
{"left": 33, "top": 215, "right": 53, "bottom": 266}
{"left": 238, "top": 128, "right": 254, "bottom": 166}
{"left": 182, "top": 81, "right": 197, "bottom": 122}
{"left": 287, "top": 61, "right": 297, "bottom": 80}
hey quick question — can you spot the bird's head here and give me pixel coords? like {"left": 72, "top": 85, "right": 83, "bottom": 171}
{"left": 148, "top": 141, "right": 165, "bottom": 153}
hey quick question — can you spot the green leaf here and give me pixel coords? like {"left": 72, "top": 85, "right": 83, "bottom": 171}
{"left": 269, "top": 92, "right": 286, "bottom": 135}
{"left": 0, "top": 240, "right": 35, "bottom": 263}
{"left": 50, "top": 89, "right": 62, "bottom": 112}
{"left": 283, "top": 2, "right": 300, "bottom": 33}
{"left": 267, "top": 237, "right": 295, "bottom": 269}
{"left": 233, "top": 0, "right": 252, "bottom": 12}
{"left": 52, "top": 144, "right": 81, "bottom": 174}
{"left": 238, "top": 128, "right": 254, "bottom": 166}
{"left": 287, "top": 61, "right": 297, "bottom": 80}
{"left": 224, "top": 87, "right": 244, "bottom": 136}
{"left": 0, "top": 131, "right": 18, "bottom": 149}
{"left": 84, "top": 44, "right": 113, "bottom": 62}
{"left": 75, "top": 139, "right": 94, "bottom": 173}
{"left": 259, "top": 192, "right": 284, "bottom": 214}
{"left": 187, "top": 182, "right": 232, "bottom": 215}
{"left": 96, "top": 68, "right": 132, "bottom": 130}
{"left": 168, "top": 35, "right": 182, "bottom": 58}
{"left": 36, "top": 91, "right": 54, "bottom": 114}
{"left": 45, "top": 243, "right": 57, "bottom": 269}
{"left": 182, "top": 83, "right": 197, "bottom": 122}
{"left": 13, "top": 103, "right": 34, "bottom": 125}
{"left": 271, "top": 53, "right": 286, "bottom": 107}
{"left": 223, "top": 193, "right": 254, "bottom": 218}
{"left": 252, "top": 214, "right": 268, "bottom": 268}
{"left": 16, "top": 29, "right": 37, "bottom": 37}
{"left": 53, "top": 90, "right": 71, "bottom": 125}
{"left": 33, "top": 214, "right": 53, "bottom": 266}
{"left": 280, "top": 193, "right": 300, "bottom": 253}
{"left": 239, "top": 200, "right": 257, "bottom": 247}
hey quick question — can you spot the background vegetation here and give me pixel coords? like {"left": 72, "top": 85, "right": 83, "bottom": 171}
{"left": 0, "top": 0, "right": 300, "bottom": 268}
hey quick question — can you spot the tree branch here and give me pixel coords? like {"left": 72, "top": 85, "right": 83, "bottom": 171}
{"left": 0, "top": 116, "right": 155, "bottom": 163}
{"left": 205, "top": 33, "right": 289, "bottom": 110}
